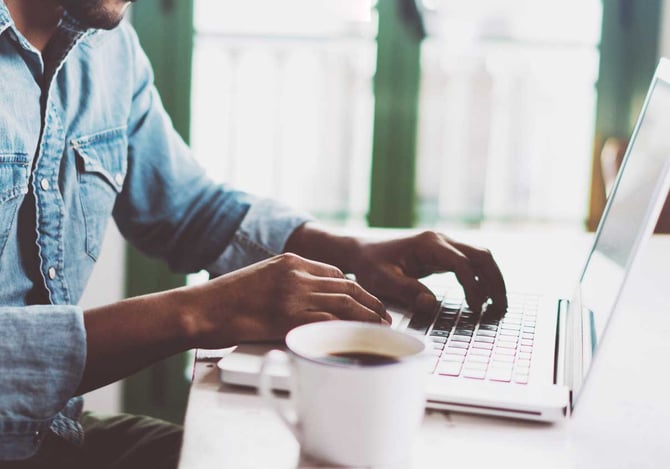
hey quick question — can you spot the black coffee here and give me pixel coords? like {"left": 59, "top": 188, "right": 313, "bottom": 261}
{"left": 320, "top": 351, "right": 400, "bottom": 366}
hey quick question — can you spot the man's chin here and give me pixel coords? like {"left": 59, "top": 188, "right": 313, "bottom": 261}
{"left": 60, "top": 0, "right": 131, "bottom": 30}
{"left": 86, "top": 15, "right": 126, "bottom": 31}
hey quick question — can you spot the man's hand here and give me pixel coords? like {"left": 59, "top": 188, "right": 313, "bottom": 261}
{"left": 185, "top": 253, "right": 390, "bottom": 348}
{"left": 347, "top": 231, "right": 507, "bottom": 315}
{"left": 285, "top": 224, "right": 507, "bottom": 315}
{"left": 79, "top": 252, "right": 389, "bottom": 394}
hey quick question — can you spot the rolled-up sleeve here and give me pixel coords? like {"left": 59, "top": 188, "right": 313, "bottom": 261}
{"left": 0, "top": 305, "right": 86, "bottom": 460}
{"left": 114, "top": 29, "right": 252, "bottom": 273}
{"left": 114, "top": 25, "right": 314, "bottom": 274}
{"left": 207, "top": 197, "right": 314, "bottom": 275}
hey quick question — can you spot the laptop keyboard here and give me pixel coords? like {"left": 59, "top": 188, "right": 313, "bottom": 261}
{"left": 412, "top": 293, "right": 538, "bottom": 384}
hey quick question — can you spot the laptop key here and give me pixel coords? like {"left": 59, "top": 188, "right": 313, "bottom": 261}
{"left": 491, "top": 354, "right": 514, "bottom": 363}
{"left": 489, "top": 361, "right": 513, "bottom": 371}
{"left": 437, "top": 362, "right": 463, "bottom": 376}
{"left": 407, "top": 310, "right": 436, "bottom": 334}
{"left": 441, "top": 354, "right": 465, "bottom": 362}
{"left": 516, "top": 359, "right": 532, "bottom": 368}
{"left": 514, "top": 373, "right": 529, "bottom": 384}
{"left": 438, "top": 318, "right": 457, "bottom": 327}
{"left": 462, "top": 369, "right": 487, "bottom": 380}
{"left": 495, "top": 341, "right": 517, "bottom": 349}
{"left": 466, "top": 354, "right": 490, "bottom": 364}
{"left": 440, "top": 304, "right": 461, "bottom": 313}
{"left": 472, "top": 342, "right": 493, "bottom": 350}
{"left": 451, "top": 335, "right": 471, "bottom": 343}
{"left": 487, "top": 369, "right": 513, "bottom": 382}
{"left": 464, "top": 365, "right": 489, "bottom": 376}
{"left": 446, "top": 341, "right": 469, "bottom": 349}
{"left": 502, "top": 317, "right": 522, "bottom": 325}
{"left": 473, "top": 335, "right": 495, "bottom": 344}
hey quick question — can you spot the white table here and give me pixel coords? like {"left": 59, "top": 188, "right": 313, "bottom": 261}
{"left": 177, "top": 230, "right": 670, "bottom": 468}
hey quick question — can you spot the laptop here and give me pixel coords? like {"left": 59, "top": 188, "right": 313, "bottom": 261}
{"left": 217, "top": 58, "right": 670, "bottom": 422}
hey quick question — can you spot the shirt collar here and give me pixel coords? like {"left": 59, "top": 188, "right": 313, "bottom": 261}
{"left": 0, "top": 1, "right": 12, "bottom": 35}
{"left": 60, "top": 8, "right": 95, "bottom": 35}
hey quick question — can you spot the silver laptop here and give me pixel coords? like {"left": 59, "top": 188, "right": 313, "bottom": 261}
{"left": 218, "top": 58, "right": 670, "bottom": 422}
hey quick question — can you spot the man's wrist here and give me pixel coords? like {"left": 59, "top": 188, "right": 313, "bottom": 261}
{"left": 284, "top": 222, "right": 361, "bottom": 273}
{"left": 168, "top": 286, "right": 210, "bottom": 350}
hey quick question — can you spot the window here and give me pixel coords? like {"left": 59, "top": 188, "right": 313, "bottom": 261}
{"left": 416, "top": 0, "right": 602, "bottom": 228}
{"left": 192, "top": 0, "right": 603, "bottom": 230}
{"left": 191, "top": 0, "right": 377, "bottom": 225}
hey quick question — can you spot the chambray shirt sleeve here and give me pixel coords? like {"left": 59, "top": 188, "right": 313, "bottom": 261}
{"left": 114, "top": 24, "right": 313, "bottom": 274}
{"left": 0, "top": 306, "right": 86, "bottom": 460}
{"left": 206, "top": 197, "right": 315, "bottom": 275}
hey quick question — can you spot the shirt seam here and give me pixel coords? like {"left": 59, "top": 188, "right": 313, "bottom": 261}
{"left": 234, "top": 231, "right": 278, "bottom": 258}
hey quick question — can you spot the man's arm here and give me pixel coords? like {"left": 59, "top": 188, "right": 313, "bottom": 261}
{"left": 76, "top": 252, "right": 389, "bottom": 395}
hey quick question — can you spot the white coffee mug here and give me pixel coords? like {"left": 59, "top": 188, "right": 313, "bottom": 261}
{"left": 258, "top": 321, "right": 428, "bottom": 467}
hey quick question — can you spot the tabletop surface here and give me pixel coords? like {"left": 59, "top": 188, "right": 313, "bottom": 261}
{"left": 177, "top": 229, "right": 670, "bottom": 469}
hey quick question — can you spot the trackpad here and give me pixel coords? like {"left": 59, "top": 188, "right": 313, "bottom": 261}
{"left": 217, "top": 343, "right": 289, "bottom": 390}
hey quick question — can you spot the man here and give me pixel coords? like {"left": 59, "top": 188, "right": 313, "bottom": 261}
{"left": 0, "top": 0, "right": 507, "bottom": 467}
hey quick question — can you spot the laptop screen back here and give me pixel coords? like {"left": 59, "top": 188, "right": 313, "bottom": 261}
{"left": 576, "top": 63, "right": 670, "bottom": 391}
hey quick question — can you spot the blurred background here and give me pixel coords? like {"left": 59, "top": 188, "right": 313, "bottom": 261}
{"left": 81, "top": 0, "right": 670, "bottom": 423}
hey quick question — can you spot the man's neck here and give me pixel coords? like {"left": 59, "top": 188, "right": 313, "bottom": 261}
{"left": 5, "top": 0, "right": 63, "bottom": 52}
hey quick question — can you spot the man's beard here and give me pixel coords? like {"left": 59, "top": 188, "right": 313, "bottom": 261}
{"left": 59, "top": 0, "right": 131, "bottom": 30}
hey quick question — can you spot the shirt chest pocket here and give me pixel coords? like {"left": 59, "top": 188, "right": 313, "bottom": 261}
{"left": 71, "top": 127, "right": 128, "bottom": 261}
{"left": 0, "top": 152, "right": 30, "bottom": 259}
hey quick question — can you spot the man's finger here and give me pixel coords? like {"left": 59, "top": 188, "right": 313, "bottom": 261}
{"left": 311, "top": 277, "right": 388, "bottom": 319}
{"left": 374, "top": 273, "right": 437, "bottom": 315}
{"left": 420, "top": 241, "right": 486, "bottom": 313}
{"left": 303, "top": 259, "right": 346, "bottom": 279}
{"left": 449, "top": 240, "right": 508, "bottom": 310}
{"left": 309, "top": 293, "right": 390, "bottom": 324}
{"left": 300, "top": 311, "right": 339, "bottom": 325}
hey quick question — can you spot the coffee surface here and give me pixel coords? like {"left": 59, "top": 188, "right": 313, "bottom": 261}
{"left": 320, "top": 351, "right": 399, "bottom": 366}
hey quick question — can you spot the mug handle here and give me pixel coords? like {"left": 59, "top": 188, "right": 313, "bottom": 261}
{"left": 258, "top": 349, "right": 300, "bottom": 440}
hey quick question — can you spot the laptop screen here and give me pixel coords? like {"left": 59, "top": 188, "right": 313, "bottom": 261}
{"left": 576, "top": 68, "right": 670, "bottom": 386}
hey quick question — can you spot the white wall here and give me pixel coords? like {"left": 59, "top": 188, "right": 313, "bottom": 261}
{"left": 661, "top": 0, "right": 670, "bottom": 58}
{"left": 79, "top": 224, "right": 126, "bottom": 414}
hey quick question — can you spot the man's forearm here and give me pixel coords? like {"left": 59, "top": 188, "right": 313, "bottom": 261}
{"left": 76, "top": 288, "right": 197, "bottom": 395}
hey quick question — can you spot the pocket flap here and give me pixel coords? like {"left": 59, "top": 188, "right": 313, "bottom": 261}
{"left": 71, "top": 127, "right": 128, "bottom": 192}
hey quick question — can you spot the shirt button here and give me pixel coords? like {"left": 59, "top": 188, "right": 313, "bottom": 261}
{"left": 40, "top": 178, "right": 50, "bottom": 191}
{"left": 48, "top": 267, "right": 57, "bottom": 280}
{"left": 114, "top": 173, "right": 124, "bottom": 186}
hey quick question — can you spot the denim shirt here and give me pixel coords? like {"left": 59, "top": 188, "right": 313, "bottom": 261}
{"left": 0, "top": 4, "right": 311, "bottom": 461}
